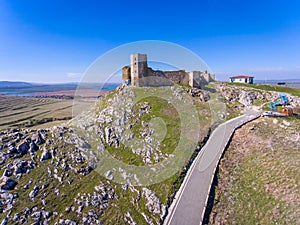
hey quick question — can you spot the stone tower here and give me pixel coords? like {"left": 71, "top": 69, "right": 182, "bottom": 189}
{"left": 130, "top": 53, "right": 148, "bottom": 87}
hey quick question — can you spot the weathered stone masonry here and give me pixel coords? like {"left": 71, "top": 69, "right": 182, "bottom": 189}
{"left": 122, "top": 53, "right": 215, "bottom": 88}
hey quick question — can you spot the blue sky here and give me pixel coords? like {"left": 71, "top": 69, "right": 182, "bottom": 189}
{"left": 1, "top": 0, "right": 300, "bottom": 83}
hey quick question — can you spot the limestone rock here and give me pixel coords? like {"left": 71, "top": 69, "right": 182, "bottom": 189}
{"left": 142, "top": 188, "right": 161, "bottom": 214}
{"left": 40, "top": 147, "right": 51, "bottom": 161}
{"left": 17, "top": 141, "right": 30, "bottom": 155}
{"left": 0, "top": 177, "right": 17, "bottom": 190}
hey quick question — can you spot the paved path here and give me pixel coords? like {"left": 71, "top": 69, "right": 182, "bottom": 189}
{"left": 164, "top": 109, "right": 261, "bottom": 225}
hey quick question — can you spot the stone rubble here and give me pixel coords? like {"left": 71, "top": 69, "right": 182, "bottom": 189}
{"left": 217, "top": 83, "right": 300, "bottom": 107}
{"left": 188, "top": 88, "right": 210, "bottom": 102}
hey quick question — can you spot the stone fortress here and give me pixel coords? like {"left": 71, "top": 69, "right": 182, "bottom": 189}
{"left": 122, "top": 54, "right": 215, "bottom": 88}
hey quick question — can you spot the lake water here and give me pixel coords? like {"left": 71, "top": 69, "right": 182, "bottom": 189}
{"left": 4, "top": 93, "right": 34, "bottom": 97}
{"left": 0, "top": 83, "right": 120, "bottom": 97}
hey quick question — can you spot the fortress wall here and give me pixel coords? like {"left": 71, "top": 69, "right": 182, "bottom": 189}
{"left": 147, "top": 68, "right": 165, "bottom": 77}
{"left": 164, "top": 70, "right": 189, "bottom": 85}
{"left": 122, "top": 53, "right": 215, "bottom": 87}
{"left": 203, "top": 73, "right": 210, "bottom": 83}
{"left": 144, "top": 68, "right": 173, "bottom": 86}
{"left": 122, "top": 66, "right": 131, "bottom": 84}
{"left": 202, "top": 72, "right": 215, "bottom": 83}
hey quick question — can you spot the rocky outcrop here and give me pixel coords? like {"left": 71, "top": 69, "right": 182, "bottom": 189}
{"left": 218, "top": 83, "right": 300, "bottom": 107}
{"left": 188, "top": 88, "right": 210, "bottom": 102}
{"left": 142, "top": 188, "right": 162, "bottom": 214}
{"left": 40, "top": 147, "right": 52, "bottom": 161}
{"left": 71, "top": 86, "right": 167, "bottom": 166}
{"left": 0, "top": 177, "right": 17, "bottom": 191}
{"left": 29, "top": 185, "right": 39, "bottom": 201}
{"left": 142, "top": 188, "right": 167, "bottom": 221}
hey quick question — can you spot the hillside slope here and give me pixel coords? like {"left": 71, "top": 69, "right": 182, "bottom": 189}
{"left": 208, "top": 116, "right": 300, "bottom": 224}
{"left": 1, "top": 82, "right": 299, "bottom": 224}
{"left": 0, "top": 84, "right": 214, "bottom": 225}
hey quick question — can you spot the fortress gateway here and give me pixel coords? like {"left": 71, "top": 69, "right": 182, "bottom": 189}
{"left": 122, "top": 54, "right": 215, "bottom": 88}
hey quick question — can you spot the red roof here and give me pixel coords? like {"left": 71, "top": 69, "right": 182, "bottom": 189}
{"left": 230, "top": 75, "right": 254, "bottom": 79}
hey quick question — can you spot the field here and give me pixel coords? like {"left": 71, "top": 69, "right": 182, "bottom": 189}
{"left": 0, "top": 96, "right": 90, "bottom": 130}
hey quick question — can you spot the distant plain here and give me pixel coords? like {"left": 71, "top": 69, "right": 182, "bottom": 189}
{"left": 0, "top": 82, "right": 119, "bottom": 130}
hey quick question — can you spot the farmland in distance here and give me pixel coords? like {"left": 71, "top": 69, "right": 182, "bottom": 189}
{"left": 0, "top": 96, "right": 86, "bottom": 130}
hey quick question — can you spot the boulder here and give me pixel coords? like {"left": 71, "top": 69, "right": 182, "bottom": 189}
{"left": 29, "top": 186, "right": 39, "bottom": 200}
{"left": 33, "top": 132, "right": 45, "bottom": 145}
{"left": 142, "top": 188, "right": 161, "bottom": 214}
{"left": 17, "top": 141, "right": 30, "bottom": 155}
{"left": 189, "top": 88, "right": 210, "bottom": 102}
{"left": 13, "top": 160, "right": 28, "bottom": 175}
{"left": 2, "top": 169, "right": 12, "bottom": 177}
{"left": 29, "top": 141, "right": 39, "bottom": 154}
{"left": 40, "top": 148, "right": 51, "bottom": 161}
{"left": 0, "top": 193, "right": 13, "bottom": 200}
{"left": 7, "top": 147, "right": 17, "bottom": 155}
{"left": 238, "top": 91, "right": 256, "bottom": 106}
{"left": 12, "top": 213, "right": 20, "bottom": 222}
{"left": 105, "top": 170, "right": 114, "bottom": 180}
{"left": 0, "top": 177, "right": 17, "bottom": 190}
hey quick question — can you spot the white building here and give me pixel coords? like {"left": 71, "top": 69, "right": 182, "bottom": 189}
{"left": 230, "top": 75, "right": 254, "bottom": 84}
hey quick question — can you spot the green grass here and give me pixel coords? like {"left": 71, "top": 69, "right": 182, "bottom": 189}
{"left": 209, "top": 117, "right": 300, "bottom": 224}
{"left": 227, "top": 82, "right": 300, "bottom": 97}
{"left": 225, "top": 105, "right": 242, "bottom": 121}
{"left": 228, "top": 153, "right": 289, "bottom": 224}
{"left": 96, "top": 89, "right": 118, "bottom": 111}
{"left": 106, "top": 94, "right": 180, "bottom": 165}
{"left": 106, "top": 144, "right": 145, "bottom": 166}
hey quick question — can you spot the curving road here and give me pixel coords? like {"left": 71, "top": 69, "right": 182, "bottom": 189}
{"left": 164, "top": 109, "right": 261, "bottom": 225}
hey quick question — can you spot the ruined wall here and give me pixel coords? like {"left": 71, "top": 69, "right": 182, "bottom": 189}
{"left": 188, "top": 71, "right": 201, "bottom": 88}
{"left": 163, "top": 70, "right": 189, "bottom": 86}
{"left": 122, "top": 66, "right": 131, "bottom": 85}
{"left": 202, "top": 72, "right": 215, "bottom": 83}
{"left": 122, "top": 53, "right": 215, "bottom": 87}
{"left": 145, "top": 68, "right": 173, "bottom": 86}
